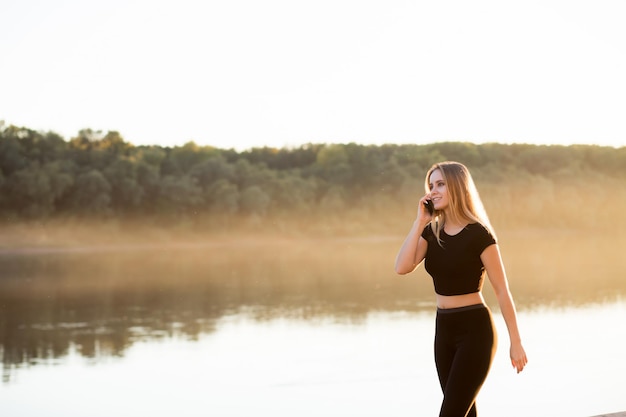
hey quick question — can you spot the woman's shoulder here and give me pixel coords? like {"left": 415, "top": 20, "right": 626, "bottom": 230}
{"left": 467, "top": 222, "right": 497, "bottom": 245}
{"left": 467, "top": 222, "right": 489, "bottom": 232}
{"left": 421, "top": 222, "right": 435, "bottom": 239}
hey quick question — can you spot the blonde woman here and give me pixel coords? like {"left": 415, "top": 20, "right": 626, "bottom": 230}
{"left": 395, "top": 161, "right": 527, "bottom": 417}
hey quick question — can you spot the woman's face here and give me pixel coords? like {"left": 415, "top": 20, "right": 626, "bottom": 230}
{"left": 428, "top": 169, "right": 449, "bottom": 211}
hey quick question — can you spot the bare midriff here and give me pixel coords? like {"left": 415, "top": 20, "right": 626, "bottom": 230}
{"left": 436, "top": 291, "right": 485, "bottom": 309}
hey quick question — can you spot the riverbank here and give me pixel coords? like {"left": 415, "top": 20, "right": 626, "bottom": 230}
{"left": 0, "top": 220, "right": 402, "bottom": 256}
{"left": 0, "top": 217, "right": 605, "bottom": 251}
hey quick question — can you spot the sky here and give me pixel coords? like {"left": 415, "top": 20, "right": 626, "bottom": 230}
{"left": 1, "top": 0, "right": 626, "bottom": 150}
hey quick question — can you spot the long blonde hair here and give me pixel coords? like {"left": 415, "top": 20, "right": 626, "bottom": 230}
{"left": 425, "top": 161, "right": 495, "bottom": 246}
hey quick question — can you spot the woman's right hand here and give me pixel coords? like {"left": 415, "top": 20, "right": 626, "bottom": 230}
{"left": 395, "top": 195, "right": 432, "bottom": 274}
{"left": 417, "top": 194, "right": 433, "bottom": 223}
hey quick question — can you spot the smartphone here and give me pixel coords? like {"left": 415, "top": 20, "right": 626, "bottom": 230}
{"left": 424, "top": 199, "right": 434, "bottom": 215}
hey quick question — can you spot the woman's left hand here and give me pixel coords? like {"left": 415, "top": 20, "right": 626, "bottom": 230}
{"left": 510, "top": 342, "right": 528, "bottom": 373}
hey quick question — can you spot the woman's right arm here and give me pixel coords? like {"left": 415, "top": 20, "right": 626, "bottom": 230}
{"left": 395, "top": 197, "right": 431, "bottom": 275}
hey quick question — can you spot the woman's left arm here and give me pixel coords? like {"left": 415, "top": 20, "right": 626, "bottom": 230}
{"left": 482, "top": 244, "right": 528, "bottom": 373}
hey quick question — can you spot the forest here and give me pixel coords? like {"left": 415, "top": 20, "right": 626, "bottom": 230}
{"left": 1, "top": 123, "right": 626, "bottom": 236}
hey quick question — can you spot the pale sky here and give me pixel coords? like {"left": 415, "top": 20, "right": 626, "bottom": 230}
{"left": 1, "top": 0, "right": 625, "bottom": 150}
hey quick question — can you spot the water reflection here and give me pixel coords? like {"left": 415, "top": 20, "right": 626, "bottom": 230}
{"left": 1, "top": 232, "right": 625, "bottom": 383}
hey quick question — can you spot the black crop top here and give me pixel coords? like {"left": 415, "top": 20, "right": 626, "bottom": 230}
{"left": 421, "top": 222, "right": 496, "bottom": 296}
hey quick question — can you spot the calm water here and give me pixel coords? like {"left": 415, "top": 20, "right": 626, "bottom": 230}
{"left": 1, "top": 232, "right": 625, "bottom": 417}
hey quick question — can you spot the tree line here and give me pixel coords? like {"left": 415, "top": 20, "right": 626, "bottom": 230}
{"left": 1, "top": 124, "right": 625, "bottom": 231}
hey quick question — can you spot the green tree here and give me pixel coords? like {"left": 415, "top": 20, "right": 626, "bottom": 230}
{"left": 103, "top": 159, "right": 144, "bottom": 210}
{"left": 157, "top": 175, "right": 203, "bottom": 215}
{"left": 136, "top": 161, "right": 161, "bottom": 211}
{"left": 3, "top": 162, "right": 73, "bottom": 217}
{"left": 270, "top": 175, "right": 317, "bottom": 213}
{"left": 233, "top": 159, "right": 276, "bottom": 190}
{"left": 66, "top": 169, "right": 112, "bottom": 215}
{"left": 190, "top": 155, "right": 235, "bottom": 189}
{"left": 207, "top": 179, "right": 239, "bottom": 214}
{"left": 0, "top": 130, "right": 29, "bottom": 176}
{"left": 313, "top": 145, "right": 352, "bottom": 192}
{"left": 136, "top": 146, "right": 167, "bottom": 167}
{"left": 319, "top": 186, "right": 346, "bottom": 211}
{"left": 164, "top": 142, "right": 219, "bottom": 176}
{"left": 239, "top": 185, "right": 271, "bottom": 216}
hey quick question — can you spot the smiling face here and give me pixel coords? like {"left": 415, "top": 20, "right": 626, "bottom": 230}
{"left": 428, "top": 168, "right": 449, "bottom": 211}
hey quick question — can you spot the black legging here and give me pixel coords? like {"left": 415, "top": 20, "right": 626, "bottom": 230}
{"left": 435, "top": 304, "right": 497, "bottom": 417}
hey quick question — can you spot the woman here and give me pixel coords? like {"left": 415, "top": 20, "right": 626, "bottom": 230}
{"left": 395, "top": 161, "right": 527, "bottom": 417}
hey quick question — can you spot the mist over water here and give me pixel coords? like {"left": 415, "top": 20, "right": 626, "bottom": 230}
{"left": 1, "top": 231, "right": 625, "bottom": 416}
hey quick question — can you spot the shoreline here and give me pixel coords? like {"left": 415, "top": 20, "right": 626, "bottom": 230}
{"left": 0, "top": 234, "right": 402, "bottom": 256}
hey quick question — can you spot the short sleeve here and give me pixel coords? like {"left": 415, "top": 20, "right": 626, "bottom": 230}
{"left": 421, "top": 223, "right": 434, "bottom": 242}
{"left": 473, "top": 223, "right": 496, "bottom": 255}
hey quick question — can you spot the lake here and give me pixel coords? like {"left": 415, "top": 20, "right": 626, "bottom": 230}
{"left": 1, "top": 231, "right": 625, "bottom": 417}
